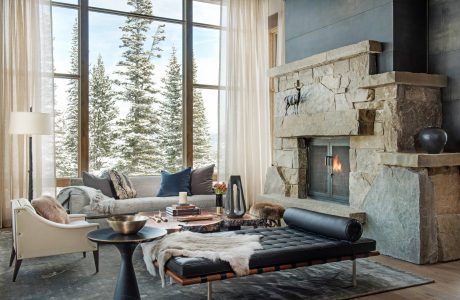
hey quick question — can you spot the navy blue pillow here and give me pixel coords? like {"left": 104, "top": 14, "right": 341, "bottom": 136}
{"left": 156, "top": 167, "right": 192, "bottom": 197}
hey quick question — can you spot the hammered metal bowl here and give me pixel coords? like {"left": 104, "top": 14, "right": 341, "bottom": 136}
{"left": 107, "top": 215, "right": 149, "bottom": 235}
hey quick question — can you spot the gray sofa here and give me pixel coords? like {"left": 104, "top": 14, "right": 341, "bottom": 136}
{"left": 57, "top": 175, "right": 216, "bottom": 218}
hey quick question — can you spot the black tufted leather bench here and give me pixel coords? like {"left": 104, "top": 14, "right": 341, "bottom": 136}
{"left": 159, "top": 208, "right": 378, "bottom": 299}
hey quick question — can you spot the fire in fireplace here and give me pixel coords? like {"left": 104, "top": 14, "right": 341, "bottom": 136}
{"left": 308, "top": 138, "right": 350, "bottom": 204}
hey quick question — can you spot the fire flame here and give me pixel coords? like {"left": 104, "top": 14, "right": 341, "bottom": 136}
{"left": 332, "top": 155, "right": 342, "bottom": 173}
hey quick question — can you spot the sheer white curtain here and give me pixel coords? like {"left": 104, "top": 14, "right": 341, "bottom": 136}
{"left": 0, "top": 0, "right": 55, "bottom": 227}
{"left": 218, "top": 0, "right": 271, "bottom": 207}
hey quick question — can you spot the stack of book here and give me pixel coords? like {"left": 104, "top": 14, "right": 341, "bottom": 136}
{"left": 166, "top": 204, "right": 201, "bottom": 216}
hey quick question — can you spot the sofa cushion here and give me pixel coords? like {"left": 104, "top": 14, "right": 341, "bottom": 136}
{"left": 82, "top": 171, "right": 115, "bottom": 198}
{"left": 157, "top": 167, "right": 192, "bottom": 197}
{"left": 190, "top": 164, "right": 214, "bottom": 195}
{"left": 31, "top": 195, "right": 70, "bottom": 224}
{"left": 108, "top": 195, "right": 216, "bottom": 215}
{"left": 130, "top": 176, "right": 162, "bottom": 198}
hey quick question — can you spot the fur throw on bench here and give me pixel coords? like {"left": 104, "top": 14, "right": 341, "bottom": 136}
{"left": 141, "top": 231, "right": 263, "bottom": 287}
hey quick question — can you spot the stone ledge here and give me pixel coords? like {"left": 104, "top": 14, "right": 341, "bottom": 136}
{"left": 256, "top": 194, "right": 367, "bottom": 224}
{"left": 274, "top": 109, "right": 375, "bottom": 138}
{"left": 268, "top": 40, "right": 381, "bottom": 78}
{"left": 359, "top": 72, "right": 447, "bottom": 89}
{"left": 380, "top": 152, "right": 460, "bottom": 168}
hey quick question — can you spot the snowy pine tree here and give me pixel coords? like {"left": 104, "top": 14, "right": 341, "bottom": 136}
{"left": 158, "top": 47, "right": 183, "bottom": 171}
{"left": 58, "top": 18, "right": 79, "bottom": 176}
{"left": 89, "top": 54, "right": 117, "bottom": 172}
{"left": 115, "top": 0, "right": 165, "bottom": 174}
{"left": 192, "top": 58, "right": 212, "bottom": 167}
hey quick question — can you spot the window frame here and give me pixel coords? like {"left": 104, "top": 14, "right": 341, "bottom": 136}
{"left": 51, "top": 0, "right": 221, "bottom": 183}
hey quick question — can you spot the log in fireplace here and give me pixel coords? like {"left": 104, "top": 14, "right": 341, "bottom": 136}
{"left": 308, "top": 138, "right": 350, "bottom": 205}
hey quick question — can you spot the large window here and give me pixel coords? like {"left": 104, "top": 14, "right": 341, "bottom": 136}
{"left": 52, "top": 0, "right": 221, "bottom": 178}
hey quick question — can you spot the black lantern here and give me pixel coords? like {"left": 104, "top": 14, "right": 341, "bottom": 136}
{"left": 224, "top": 175, "right": 246, "bottom": 218}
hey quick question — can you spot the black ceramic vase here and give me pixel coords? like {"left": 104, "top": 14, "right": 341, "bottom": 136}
{"left": 416, "top": 127, "right": 448, "bottom": 154}
{"left": 224, "top": 175, "right": 246, "bottom": 218}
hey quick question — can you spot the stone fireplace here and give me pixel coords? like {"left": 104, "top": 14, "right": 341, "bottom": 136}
{"left": 260, "top": 40, "right": 460, "bottom": 264}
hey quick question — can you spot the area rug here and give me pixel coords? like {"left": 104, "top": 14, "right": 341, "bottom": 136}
{"left": 0, "top": 230, "right": 433, "bottom": 299}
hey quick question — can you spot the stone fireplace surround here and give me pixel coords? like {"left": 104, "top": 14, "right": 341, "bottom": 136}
{"left": 259, "top": 40, "right": 460, "bottom": 264}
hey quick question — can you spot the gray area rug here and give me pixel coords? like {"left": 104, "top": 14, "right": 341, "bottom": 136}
{"left": 0, "top": 230, "right": 433, "bottom": 299}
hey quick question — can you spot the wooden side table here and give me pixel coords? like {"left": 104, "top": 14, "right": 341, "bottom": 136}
{"left": 87, "top": 227, "right": 167, "bottom": 300}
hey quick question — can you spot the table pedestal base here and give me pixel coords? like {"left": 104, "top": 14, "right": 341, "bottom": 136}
{"left": 114, "top": 243, "right": 140, "bottom": 300}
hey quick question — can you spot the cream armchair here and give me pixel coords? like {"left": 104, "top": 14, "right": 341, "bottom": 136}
{"left": 10, "top": 199, "right": 99, "bottom": 282}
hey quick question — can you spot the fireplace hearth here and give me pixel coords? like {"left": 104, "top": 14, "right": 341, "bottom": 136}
{"left": 308, "top": 138, "right": 350, "bottom": 204}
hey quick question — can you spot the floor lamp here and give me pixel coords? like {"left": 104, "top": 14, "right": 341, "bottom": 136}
{"left": 9, "top": 111, "right": 52, "bottom": 201}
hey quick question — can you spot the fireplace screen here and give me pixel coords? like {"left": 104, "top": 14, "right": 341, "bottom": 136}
{"left": 308, "top": 138, "right": 350, "bottom": 204}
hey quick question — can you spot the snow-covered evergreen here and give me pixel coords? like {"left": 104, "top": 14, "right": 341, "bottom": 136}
{"left": 158, "top": 47, "right": 183, "bottom": 171}
{"left": 192, "top": 58, "right": 212, "bottom": 167}
{"left": 115, "top": 0, "right": 165, "bottom": 175}
{"left": 89, "top": 54, "right": 117, "bottom": 172}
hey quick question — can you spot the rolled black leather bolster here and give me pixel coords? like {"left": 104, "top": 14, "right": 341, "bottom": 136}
{"left": 283, "top": 207, "right": 363, "bottom": 242}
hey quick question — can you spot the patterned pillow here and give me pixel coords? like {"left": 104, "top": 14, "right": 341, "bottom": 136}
{"left": 31, "top": 195, "right": 70, "bottom": 224}
{"left": 107, "top": 170, "right": 137, "bottom": 199}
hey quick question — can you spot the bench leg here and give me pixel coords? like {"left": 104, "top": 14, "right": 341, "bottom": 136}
{"left": 352, "top": 259, "right": 357, "bottom": 287}
{"left": 207, "top": 281, "right": 212, "bottom": 300}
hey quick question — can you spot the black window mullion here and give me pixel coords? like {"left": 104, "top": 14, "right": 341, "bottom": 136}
{"left": 79, "top": 0, "right": 89, "bottom": 176}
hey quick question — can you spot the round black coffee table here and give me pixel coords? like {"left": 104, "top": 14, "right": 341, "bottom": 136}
{"left": 88, "top": 227, "right": 167, "bottom": 300}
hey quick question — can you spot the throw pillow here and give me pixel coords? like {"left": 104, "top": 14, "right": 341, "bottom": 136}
{"left": 82, "top": 171, "right": 116, "bottom": 198}
{"left": 31, "top": 195, "right": 70, "bottom": 224}
{"left": 107, "top": 170, "right": 137, "bottom": 199}
{"left": 157, "top": 167, "right": 192, "bottom": 197}
{"left": 190, "top": 164, "right": 215, "bottom": 195}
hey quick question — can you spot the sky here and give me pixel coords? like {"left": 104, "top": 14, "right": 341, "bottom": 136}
{"left": 52, "top": 0, "right": 221, "bottom": 143}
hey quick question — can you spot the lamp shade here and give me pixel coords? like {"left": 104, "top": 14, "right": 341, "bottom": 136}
{"left": 9, "top": 112, "right": 52, "bottom": 135}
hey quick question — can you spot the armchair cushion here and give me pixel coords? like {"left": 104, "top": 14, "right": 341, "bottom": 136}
{"left": 31, "top": 195, "right": 70, "bottom": 224}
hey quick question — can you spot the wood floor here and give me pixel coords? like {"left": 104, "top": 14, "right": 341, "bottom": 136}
{"left": 358, "top": 256, "right": 460, "bottom": 300}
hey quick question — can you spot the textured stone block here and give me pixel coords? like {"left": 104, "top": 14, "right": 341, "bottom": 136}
{"left": 275, "top": 110, "right": 376, "bottom": 138}
{"left": 350, "top": 136, "right": 384, "bottom": 149}
{"left": 362, "top": 166, "right": 437, "bottom": 264}
{"left": 349, "top": 172, "right": 376, "bottom": 209}
{"left": 333, "top": 59, "right": 350, "bottom": 76}
{"left": 383, "top": 91, "right": 442, "bottom": 152}
{"left": 321, "top": 75, "right": 341, "bottom": 90}
{"left": 274, "top": 150, "right": 295, "bottom": 168}
{"left": 359, "top": 71, "right": 447, "bottom": 89}
{"left": 263, "top": 166, "right": 286, "bottom": 195}
{"left": 282, "top": 138, "right": 306, "bottom": 149}
{"left": 374, "top": 122, "right": 384, "bottom": 135}
{"left": 429, "top": 167, "right": 460, "bottom": 215}
{"left": 273, "top": 138, "right": 282, "bottom": 150}
{"left": 313, "top": 64, "right": 333, "bottom": 77}
{"left": 380, "top": 153, "right": 460, "bottom": 168}
{"left": 353, "top": 100, "right": 385, "bottom": 110}
{"left": 335, "top": 93, "right": 353, "bottom": 111}
{"left": 437, "top": 214, "right": 460, "bottom": 262}
{"left": 374, "top": 85, "right": 399, "bottom": 101}
{"left": 355, "top": 149, "right": 383, "bottom": 174}
{"left": 298, "top": 68, "right": 313, "bottom": 85}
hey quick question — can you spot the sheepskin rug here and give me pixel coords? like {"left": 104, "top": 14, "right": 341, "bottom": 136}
{"left": 142, "top": 231, "right": 262, "bottom": 286}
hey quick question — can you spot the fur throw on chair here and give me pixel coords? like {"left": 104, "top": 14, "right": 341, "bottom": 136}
{"left": 142, "top": 231, "right": 262, "bottom": 287}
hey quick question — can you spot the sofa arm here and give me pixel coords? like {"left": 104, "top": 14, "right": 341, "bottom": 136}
{"left": 57, "top": 187, "right": 91, "bottom": 214}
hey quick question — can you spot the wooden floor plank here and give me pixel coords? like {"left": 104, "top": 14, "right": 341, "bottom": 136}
{"left": 358, "top": 256, "right": 460, "bottom": 299}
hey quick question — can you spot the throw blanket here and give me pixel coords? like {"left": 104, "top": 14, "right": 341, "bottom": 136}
{"left": 57, "top": 186, "right": 115, "bottom": 214}
{"left": 141, "top": 231, "right": 263, "bottom": 287}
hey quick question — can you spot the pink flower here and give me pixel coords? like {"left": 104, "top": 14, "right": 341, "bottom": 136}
{"left": 213, "top": 182, "right": 227, "bottom": 194}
